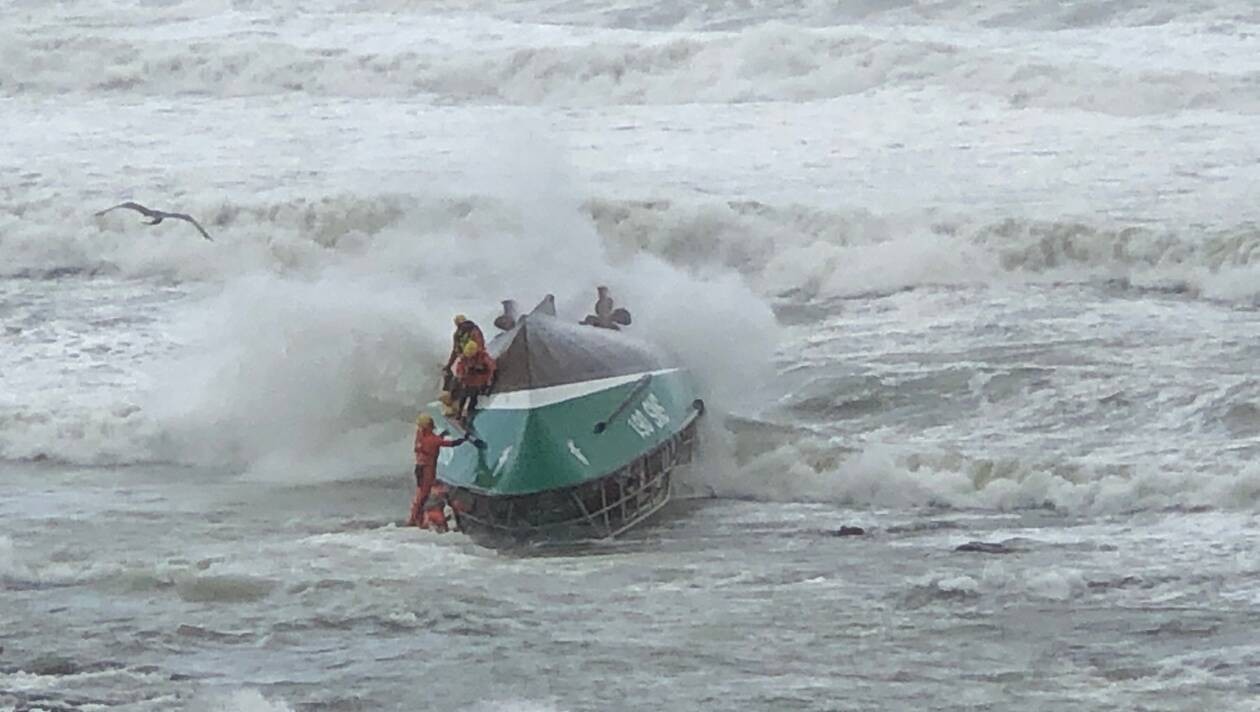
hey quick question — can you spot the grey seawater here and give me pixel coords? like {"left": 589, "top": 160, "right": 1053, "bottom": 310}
{"left": 3, "top": 439, "right": 1259, "bottom": 711}
{"left": 3, "top": 279, "right": 1260, "bottom": 711}
{"left": 5, "top": 1, "right": 1260, "bottom": 709}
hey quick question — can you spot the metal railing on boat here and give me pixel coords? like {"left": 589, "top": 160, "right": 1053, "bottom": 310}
{"left": 452, "top": 414, "right": 699, "bottom": 542}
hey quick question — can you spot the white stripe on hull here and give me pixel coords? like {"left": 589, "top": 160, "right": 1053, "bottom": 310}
{"left": 478, "top": 368, "right": 682, "bottom": 410}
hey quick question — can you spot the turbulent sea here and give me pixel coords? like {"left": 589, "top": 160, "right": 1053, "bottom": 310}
{"left": 3, "top": 1, "right": 1260, "bottom": 710}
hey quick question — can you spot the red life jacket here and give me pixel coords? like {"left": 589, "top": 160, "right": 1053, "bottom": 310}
{"left": 456, "top": 351, "right": 496, "bottom": 388}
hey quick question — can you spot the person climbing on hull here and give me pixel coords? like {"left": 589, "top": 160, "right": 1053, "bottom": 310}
{"left": 443, "top": 314, "right": 485, "bottom": 392}
{"left": 454, "top": 339, "right": 496, "bottom": 424}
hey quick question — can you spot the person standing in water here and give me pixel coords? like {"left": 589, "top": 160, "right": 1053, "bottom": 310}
{"left": 409, "top": 414, "right": 466, "bottom": 528}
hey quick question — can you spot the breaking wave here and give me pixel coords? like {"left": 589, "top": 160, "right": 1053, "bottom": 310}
{"left": 587, "top": 200, "right": 1260, "bottom": 302}
{"left": 0, "top": 137, "right": 782, "bottom": 479}
{"left": 8, "top": 193, "right": 1260, "bottom": 302}
{"left": 5, "top": 0, "right": 1259, "bottom": 510}
{"left": 5, "top": 181, "right": 1260, "bottom": 482}
{"left": 690, "top": 439, "right": 1260, "bottom": 516}
{"left": 474, "top": 0, "right": 1260, "bottom": 32}
{"left": 4, "top": 19, "right": 1258, "bottom": 114}
{"left": 205, "top": 690, "right": 294, "bottom": 712}
{"left": 0, "top": 535, "right": 119, "bottom": 590}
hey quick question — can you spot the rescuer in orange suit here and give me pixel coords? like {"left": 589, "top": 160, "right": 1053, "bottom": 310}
{"left": 454, "top": 340, "right": 496, "bottom": 423}
{"left": 443, "top": 315, "right": 486, "bottom": 390}
{"left": 409, "top": 413, "right": 466, "bottom": 529}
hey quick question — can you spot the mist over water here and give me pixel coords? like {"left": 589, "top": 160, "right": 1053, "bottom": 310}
{"left": 4, "top": 0, "right": 1260, "bottom": 710}
{"left": 116, "top": 123, "right": 780, "bottom": 481}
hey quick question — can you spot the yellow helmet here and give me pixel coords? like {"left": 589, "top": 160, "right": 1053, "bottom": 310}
{"left": 462, "top": 340, "right": 480, "bottom": 357}
{"left": 454, "top": 314, "right": 467, "bottom": 326}
{"left": 416, "top": 413, "right": 434, "bottom": 428}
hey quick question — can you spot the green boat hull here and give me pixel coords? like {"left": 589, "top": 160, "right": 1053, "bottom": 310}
{"left": 431, "top": 368, "right": 701, "bottom": 496}
{"left": 448, "top": 415, "right": 698, "bottom": 543}
{"left": 423, "top": 305, "right": 704, "bottom": 542}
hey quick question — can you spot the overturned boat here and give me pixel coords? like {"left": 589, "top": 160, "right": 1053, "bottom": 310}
{"left": 429, "top": 298, "right": 704, "bottom": 544}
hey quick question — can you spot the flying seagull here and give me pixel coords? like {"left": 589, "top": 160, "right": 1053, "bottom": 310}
{"left": 95, "top": 201, "right": 214, "bottom": 241}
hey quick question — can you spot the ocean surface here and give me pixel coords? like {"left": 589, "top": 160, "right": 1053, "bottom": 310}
{"left": 3, "top": 1, "right": 1260, "bottom": 710}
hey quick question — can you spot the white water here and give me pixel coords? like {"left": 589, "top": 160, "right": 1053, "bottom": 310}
{"left": 3, "top": 1, "right": 1260, "bottom": 710}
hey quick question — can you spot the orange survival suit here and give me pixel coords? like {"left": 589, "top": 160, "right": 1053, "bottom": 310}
{"left": 453, "top": 343, "right": 496, "bottom": 422}
{"left": 443, "top": 317, "right": 486, "bottom": 389}
{"left": 455, "top": 347, "right": 496, "bottom": 389}
{"left": 409, "top": 418, "right": 465, "bottom": 531}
